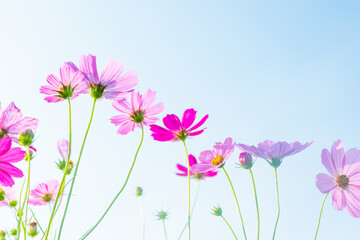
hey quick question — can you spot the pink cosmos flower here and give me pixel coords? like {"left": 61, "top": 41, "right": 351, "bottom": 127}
{"left": 191, "top": 138, "right": 235, "bottom": 173}
{"left": 316, "top": 140, "right": 360, "bottom": 218}
{"left": 40, "top": 62, "right": 87, "bottom": 103}
{"left": 110, "top": 89, "right": 164, "bottom": 135}
{"left": 0, "top": 102, "right": 38, "bottom": 139}
{"left": 236, "top": 140, "right": 313, "bottom": 168}
{"left": 57, "top": 139, "right": 69, "bottom": 160}
{"left": 28, "top": 180, "right": 60, "bottom": 206}
{"left": 149, "top": 108, "right": 208, "bottom": 142}
{"left": 78, "top": 54, "right": 138, "bottom": 100}
{"left": 0, "top": 137, "right": 25, "bottom": 187}
{"left": 176, "top": 154, "right": 218, "bottom": 180}
{"left": 0, "top": 185, "right": 16, "bottom": 207}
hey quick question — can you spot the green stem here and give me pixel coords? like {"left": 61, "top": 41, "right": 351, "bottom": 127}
{"left": 221, "top": 215, "right": 238, "bottom": 240}
{"left": 182, "top": 140, "right": 191, "bottom": 240}
{"left": 223, "top": 167, "right": 247, "bottom": 240}
{"left": 24, "top": 146, "right": 31, "bottom": 226}
{"left": 162, "top": 219, "right": 168, "bottom": 240}
{"left": 272, "top": 168, "right": 280, "bottom": 240}
{"left": 17, "top": 179, "right": 26, "bottom": 239}
{"left": 139, "top": 198, "right": 145, "bottom": 240}
{"left": 45, "top": 99, "right": 73, "bottom": 240}
{"left": 178, "top": 180, "right": 200, "bottom": 240}
{"left": 314, "top": 193, "right": 329, "bottom": 240}
{"left": 57, "top": 98, "right": 96, "bottom": 240}
{"left": 249, "top": 169, "right": 260, "bottom": 240}
{"left": 80, "top": 123, "right": 144, "bottom": 239}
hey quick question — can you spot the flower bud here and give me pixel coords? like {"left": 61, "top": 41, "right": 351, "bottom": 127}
{"left": 156, "top": 209, "right": 169, "bottom": 220}
{"left": 19, "top": 129, "right": 35, "bottom": 147}
{"left": 9, "top": 200, "right": 17, "bottom": 208}
{"left": 10, "top": 229, "right": 17, "bottom": 236}
{"left": 135, "top": 186, "right": 143, "bottom": 197}
{"left": 90, "top": 84, "right": 106, "bottom": 100}
{"left": 28, "top": 222, "right": 38, "bottom": 237}
{"left": 239, "top": 152, "right": 253, "bottom": 169}
{"left": 0, "top": 230, "right": 5, "bottom": 240}
{"left": 211, "top": 206, "right": 223, "bottom": 216}
{"left": 0, "top": 189, "right": 5, "bottom": 202}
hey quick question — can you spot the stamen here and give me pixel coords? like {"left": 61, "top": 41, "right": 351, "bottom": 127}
{"left": 335, "top": 175, "right": 349, "bottom": 189}
{"left": 211, "top": 155, "right": 224, "bottom": 166}
{"left": 42, "top": 193, "right": 53, "bottom": 203}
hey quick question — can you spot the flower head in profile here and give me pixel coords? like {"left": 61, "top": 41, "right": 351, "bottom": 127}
{"left": 40, "top": 62, "right": 87, "bottom": 103}
{"left": 55, "top": 139, "right": 73, "bottom": 175}
{"left": 237, "top": 140, "right": 313, "bottom": 168}
{"left": 155, "top": 209, "right": 169, "bottom": 220}
{"left": 191, "top": 137, "right": 235, "bottom": 173}
{"left": 0, "top": 185, "right": 16, "bottom": 207}
{"left": 150, "top": 108, "right": 208, "bottom": 142}
{"left": 0, "top": 137, "right": 25, "bottom": 187}
{"left": 0, "top": 102, "right": 38, "bottom": 140}
{"left": 28, "top": 180, "right": 60, "bottom": 206}
{"left": 110, "top": 89, "right": 164, "bottom": 135}
{"left": 176, "top": 154, "right": 218, "bottom": 180}
{"left": 316, "top": 140, "right": 360, "bottom": 218}
{"left": 78, "top": 54, "right": 138, "bottom": 100}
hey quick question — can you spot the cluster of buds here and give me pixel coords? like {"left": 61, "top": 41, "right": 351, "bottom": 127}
{"left": 211, "top": 205, "right": 223, "bottom": 217}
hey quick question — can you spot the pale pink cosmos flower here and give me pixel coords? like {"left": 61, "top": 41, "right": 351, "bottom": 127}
{"left": 78, "top": 54, "right": 138, "bottom": 100}
{"left": 0, "top": 102, "right": 38, "bottom": 139}
{"left": 316, "top": 140, "right": 360, "bottom": 218}
{"left": 191, "top": 138, "right": 235, "bottom": 173}
{"left": 28, "top": 180, "right": 60, "bottom": 206}
{"left": 176, "top": 154, "right": 218, "bottom": 180}
{"left": 0, "top": 137, "right": 25, "bottom": 187}
{"left": 110, "top": 89, "right": 164, "bottom": 135}
{"left": 57, "top": 139, "right": 69, "bottom": 160}
{"left": 237, "top": 140, "right": 313, "bottom": 168}
{"left": 40, "top": 62, "right": 87, "bottom": 103}
{"left": 0, "top": 185, "right": 16, "bottom": 207}
{"left": 150, "top": 108, "right": 208, "bottom": 142}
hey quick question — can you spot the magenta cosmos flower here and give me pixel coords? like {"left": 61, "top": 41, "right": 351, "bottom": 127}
{"left": 191, "top": 138, "right": 235, "bottom": 173}
{"left": 0, "top": 102, "right": 38, "bottom": 139}
{"left": 78, "top": 54, "right": 138, "bottom": 100}
{"left": 237, "top": 140, "right": 313, "bottom": 168}
{"left": 176, "top": 154, "right": 218, "bottom": 180}
{"left": 0, "top": 185, "right": 16, "bottom": 207}
{"left": 40, "top": 62, "right": 87, "bottom": 103}
{"left": 29, "top": 180, "right": 60, "bottom": 206}
{"left": 110, "top": 89, "right": 164, "bottom": 135}
{"left": 316, "top": 140, "right": 360, "bottom": 217}
{"left": 149, "top": 108, "right": 208, "bottom": 142}
{"left": 0, "top": 137, "right": 25, "bottom": 187}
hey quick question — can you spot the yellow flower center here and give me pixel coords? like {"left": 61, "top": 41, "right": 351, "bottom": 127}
{"left": 211, "top": 155, "right": 224, "bottom": 166}
{"left": 42, "top": 193, "right": 53, "bottom": 203}
{"left": 335, "top": 175, "right": 349, "bottom": 189}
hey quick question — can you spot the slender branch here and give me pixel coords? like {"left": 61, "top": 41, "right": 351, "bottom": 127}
{"left": 162, "top": 219, "right": 168, "bottom": 240}
{"left": 221, "top": 215, "right": 238, "bottom": 240}
{"left": 272, "top": 168, "right": 280, "bottom": 240}
{"left": 314, "top": 193, "right": 329, "bottom": 240}
{"left": 249, "top": 169, "right": 260, "bottom": 240}
{"left": 182, "top": 140, "right": 191, "bottom": 240}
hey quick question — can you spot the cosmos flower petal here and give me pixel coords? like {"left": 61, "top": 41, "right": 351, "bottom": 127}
{"left": 188, "top": 129, "right": 205, "bottom": 137}
{"left": 188, "top": 154, "right": 197, "bottom": 166}
{"left": 99, "top": 58, "right": 124, "bottom": 85}
{"left": 141, "top": 89, "right": 157, "bottom": 110}
{"left": 112, "top": 99, "right": 132, "bottom": 114}
{"left": 0, "top": 147, "right": 26, "bottom": 163}
{"left": 0, "top": 169, "right": 15, "bottom": 187}
{"left": 117, "top": 121, "right": 136, "bottom": 135}
{"left": 145, "top": 103, "right": 164, "bottom": 116}
{"left": 0, "top": 138, "right": 11, "bottom": 155}
{"left": 110, "top": 115, "right": 130, "bottom": 126}
{"left": 0, "top": 102, "right": 22, "bottom": 129}
{"left": 131, "top": 91, "right": 141, "bottom": 110}
{"left": 191, "top": 164, "right": 214, "bottom": 174}
{"left": 198, "top": 150, "right": 214, "bottom": 164}
{"left": 331, "top": 139, "right": 345, "bottom": 174}
{"left": 187, "top": 114, "right": 209, "bottom": 132}
{"left": 0, "top": 163, "right": 23, "bottom": 178}
{"left": 315, "top": 173, "right": 336, "bottom": 194}
{"left": 321, "top": 148, "right": 337, "bottom": 177}
{"left": 163, "top": 114, "right": 182, "bottom": 132}
{"left": 343, "top": 148, "right": 360, "bottom": 176}
{"left": 344, "top": 189, "right": 360, "bottom": 218}
{"left": 331, "top": 188, "right": 346, "bottom": 211}
{"left": 79, "top": 54, "right": 99, "bottom": 84}
{"left": 349, "top": 172, "right": 360, "bottom": 186}
{"left": 182, "top": 108, "right": 196, "bottom": 129}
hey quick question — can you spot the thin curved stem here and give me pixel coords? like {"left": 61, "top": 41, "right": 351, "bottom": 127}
{"left": 178, "top": 180, "right": 200, "bottom": 240}
{"left": 57, "top": 98, "right": 96, "bottom": 240}
{"left": 80, "top": 123, "right": 144, "bottom": 239}
{"left": 272, "top": 168, "right": 280, "bottom": 240}
{"left": 182, "top": 140, "right": 191, "bottom": 240}
{"left": 139, "top": 198, "right": 145, "bottom": 240}
{"left": 221, "top": 215, "right": 238, "bottom": 240}
{"left": 45, "top": 99, "right": 72, "bottom": 239}
{"left": 162, "top": 219, "right": 168, "bottom": 240}
{"left": 24, "top": 146, "right": 31, "bottom": 226}
{"left": 314, "top": 193, "right": 329, "bottom": 240}
{"left": 249, "top": 169, "right": 260, "bottom": 240}
{"left": 223, "top": 167, "right": 247, "bottom": 240}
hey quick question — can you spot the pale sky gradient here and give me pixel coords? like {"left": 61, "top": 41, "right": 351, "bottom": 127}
{"left": 0, "top": 1, "right": 360, "bottom": 239}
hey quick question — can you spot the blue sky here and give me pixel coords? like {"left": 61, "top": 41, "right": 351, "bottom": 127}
{"left": 0, "top": 1, "right": 360, "bottom": 239}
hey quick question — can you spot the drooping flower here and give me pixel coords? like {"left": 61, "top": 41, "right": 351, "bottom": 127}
{"left": 0, "top": 185, "right": 16, "bottom": 207}
{"left": 191, "top": 138, "right": 235, "bottom": 173}
{"left": 0, "top": 137, "right": 25, "bottom": 187}
{"left": 150, "top": 108, "right": 208, "bottom": 142}
{"left": 236, "top": 140, "right": 313, "bottom": 168}
{"left": 0, "top": 102, "right": 38, "bottom": 140}
{"left": 39, "top": 62, "right": 87, "bottom": 103}
{"left": 110, "top": 89, "right": 164, "bottom": 135}
{"left": 78, "top": 54, "right": 138, "bottom": 100}
{"left": 315, "top": 140, "right": 360, "bottom": 218}
{"left": 176, "top": 154, "right": 218, "bottom": 180}
{"left": 28, "top": 180, "right": 60, "bottom": 206}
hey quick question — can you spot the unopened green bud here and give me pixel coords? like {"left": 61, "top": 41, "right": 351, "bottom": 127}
{"left": 9, "top": 200, "right": 17, "bottom": 207}
{"left": 10, "top": 229, "right": 17, "bottom": 236}
{"left": 90, "top": 83, "right": 106, "bottom": 100}
{"left": 211, "top": 206, "right": 222, "bottom": 216}
{"left": 19, "top": 130, "right": 35, "bottom": 147}
{"left": 0, "top": 189, "right": 5, "bottom": 202}
{"left": 135, "top": 187, "right": 143, "bottom": 197}
{"left": 28, "top": 222, "right": 38, "bottom": 237}
{"left": 56, "top": 159, "right": 66, "bottom": 171}
{"left": 0, "top": 230, "right": 5, "bottom": 240}
{"left": 156, "top": 209, "right": 169, "bottom": 220}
